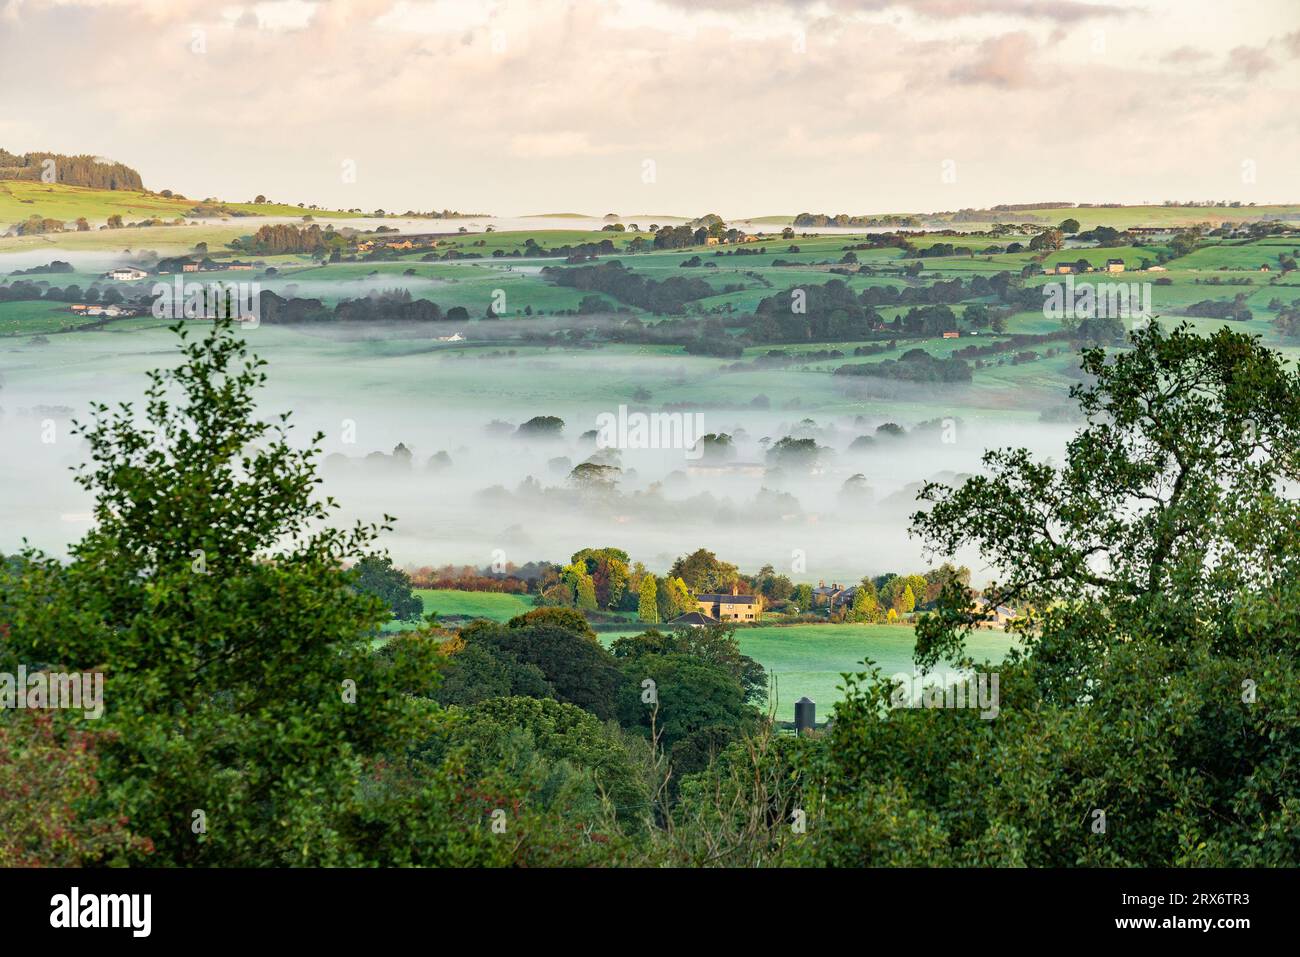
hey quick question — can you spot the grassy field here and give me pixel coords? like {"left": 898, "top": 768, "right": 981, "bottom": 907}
{"left": 598, "top": 621, "right": 1017, "bottom": 721}
{"left": 0, "top": 299, "right": 94, "bottom": 335}
{"left": 2, "top": 224, "right": 1297, "bottom": 492}
{"left": 0, "top": 180, "right": 374, "bottom": 229}
{"left": 381, "top": 587, "right": 1018, "bottom": 721}
{"left": 416, "top": 588, "right": 534, "bottom": 621}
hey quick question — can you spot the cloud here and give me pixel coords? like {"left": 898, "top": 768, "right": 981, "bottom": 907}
{"left": 508, "top": 131, "right": 620, "bottom": 158}
{"left": 948, "top": 31, "right": 1039, "bottom": 88}
{"left": 1224, "top": 44, "right": 1276, "bottom": 79}
{"left": 654, "top": 0, "right": 1135, "bottom": 22}
{"left": 0, "top": 0, "right": 1293, "bottom": 214}
{"left": 1160, "top": 45, "right": 1210, "bottom": 64}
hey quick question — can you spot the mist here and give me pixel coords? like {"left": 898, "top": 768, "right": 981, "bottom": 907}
{"left": 0, "top": 326, "right": 1075, "bottom": 584}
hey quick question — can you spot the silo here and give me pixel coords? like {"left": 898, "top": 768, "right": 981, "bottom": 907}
{"left": 794, "top": 696, "right": 816, "bottom": 735}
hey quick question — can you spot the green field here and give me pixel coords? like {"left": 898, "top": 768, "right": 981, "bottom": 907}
{"left": 3, "top": 220, "right": 1297, "bottom": 397}
{"left": 596, "top": 621, "right": 1016, "bottom": 721}
{"left": 415, "top": 588, "right": 535, "bottom": 622}
{"left": 385, "top": 589, "right": 1018, "bottom": 722}
{"left": 0, "top": 180, "right": 374, "bottom": 229}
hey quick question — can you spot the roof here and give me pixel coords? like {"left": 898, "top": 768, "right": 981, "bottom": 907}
{"left": 670, "top": 611, "right": 719, "bottom": 626}
{"left": 697, "top": 593, "right": 760, "bottom": 604}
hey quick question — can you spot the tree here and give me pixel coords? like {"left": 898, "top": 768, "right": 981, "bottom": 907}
{"left": 669, "top": 548, "right": 740, "bottom": 593}
{"left": 615, "top": 654, "right": 754, "bottom": 776}
{"left": 791, "top": 583, "right": 813, "bottom": 613}
{"left": 1059, "top": 218, "right": 1081, "bottom": 233}
{"left": 0, "top": 712, "right": 152, "bottom": 866}
{"left": 896, "top": 584, "right": 916, "bottom": 615}
{"left": 571, "top": 547, "right": 630, "bottom": 609}
{"left": 610, "top": 624, "right": 766, "bottom": 705}
{"left": 799, "top": 321, "right": 1300, "bottom": 866}
{"left": 575, "top": 575, "right": 598, "bottom": 611}
{"left": 658, "top": 576, "right": 695, "bottom": 621}
{"left": 638, "top": 575, "right": 660, "bottom": 622}
{"left": 462, "top": 621, "right": 622, "bottom": 721}
{"left": 432, "top": 696, "right": 647, "bottom": 820}
{"left": 914, "top": 321, "right": 1300, "bottom": 662}
{"left": 350, "top": 555, "right": 424, "bottom": 622}
{"left": 0, "top": 318, "right": 444, "bottom": 865}
{"left": 432, "top": 642, "right": 553, "bottom": 707}
{"left": 850, "top": 583, "right": 881, "bottom": 622}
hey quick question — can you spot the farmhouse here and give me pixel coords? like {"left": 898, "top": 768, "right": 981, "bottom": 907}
{"left": 974, "top": 599, "right": 1016, "bottom": 630}
{"left": 811, "top": 581, "right": 856, "bottom": 610}
{"left": 1104, "top": 259, "right": 1126, "bottom": 272}
{"left": 1054, "top": 263, "right": 1075, "bottom": 274}
{"left": 696, "top": 586, "right": 762, "bottom": 622}
{"left": 106, "top": 267, "right": 148, "bottom": 281}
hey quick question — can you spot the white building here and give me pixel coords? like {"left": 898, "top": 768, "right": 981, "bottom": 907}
{"left": 106, "top": 267, "right": 148, "bottom": 281}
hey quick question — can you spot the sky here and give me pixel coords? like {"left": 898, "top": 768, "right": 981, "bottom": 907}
{"left": 1, "top": 0, "right": 1298, "bottom": 217}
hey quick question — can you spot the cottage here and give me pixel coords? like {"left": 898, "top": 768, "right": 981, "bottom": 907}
{"left": 1054, "top": 263, "right": 1075, "bottom": 274}
{"left": 696, "top": 586, "right": 761, "bottom": 622}
{"left": 1104, "top": 259, "right": 1126, "bottom": 272}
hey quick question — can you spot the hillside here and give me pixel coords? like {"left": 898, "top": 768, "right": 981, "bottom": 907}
{"left": 0, "top": 148, "right": 144, "bottom": 190}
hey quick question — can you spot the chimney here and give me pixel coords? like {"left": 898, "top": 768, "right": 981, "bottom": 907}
{"left": 731, "top": 584, "right": 738, "bottom": 596}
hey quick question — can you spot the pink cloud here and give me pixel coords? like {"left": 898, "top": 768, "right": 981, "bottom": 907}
{"left": 949, "top": 31, "right": 1039, "bottom": 89}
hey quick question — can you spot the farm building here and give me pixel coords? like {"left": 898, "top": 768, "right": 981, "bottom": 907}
{"left": 106, "top": 266, "right": 148, "bottom": 281}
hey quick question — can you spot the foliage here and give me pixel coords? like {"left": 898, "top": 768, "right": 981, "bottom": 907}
{"left": 350, "top": 555, "right": 424, "bottom": 622}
